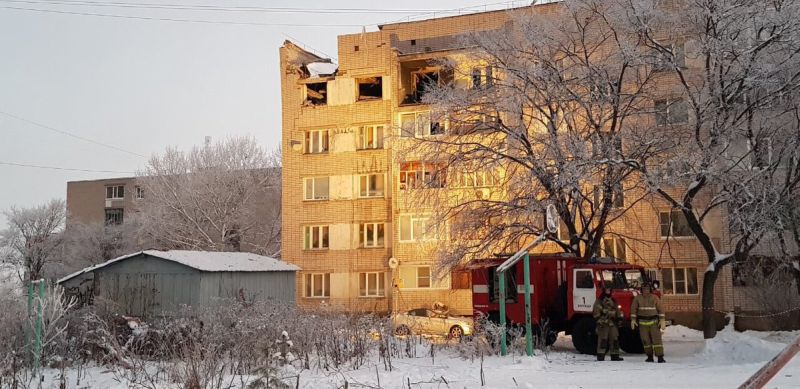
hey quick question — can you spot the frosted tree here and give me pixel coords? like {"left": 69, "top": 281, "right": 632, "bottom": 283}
{"left": 60, "top": 219, "right": 147, "bottom": 274}
{"left": 136, "top": 137, "right": 281, "bottom": 256}
{"left": 0, "top": 199, "right": 66, "bottom": 281}
{"left": 403, "top": 0, "right": 672, "bottom": 269}
{"left": 629, "top": 0, "right": 800, "bottom": 337}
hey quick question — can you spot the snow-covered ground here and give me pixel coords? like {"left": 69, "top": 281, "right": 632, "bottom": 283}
{"left": 38, "top": 325, "right": 800, "bottom": 389}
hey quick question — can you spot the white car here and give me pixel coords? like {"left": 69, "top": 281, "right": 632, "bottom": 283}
{"left": 392, "top": 308, "right": 474, "bottom": 338}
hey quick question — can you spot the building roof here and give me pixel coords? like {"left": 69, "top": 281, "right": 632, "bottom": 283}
{"left": 58, "top": 250, "right": 300, "bottom": 284}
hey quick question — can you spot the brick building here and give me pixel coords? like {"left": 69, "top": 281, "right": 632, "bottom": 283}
{"left": 66, "top": 177, "right": 141, "bottom": 227}
{"left": 278, "top": 3, "right": 740, "bottom": 327}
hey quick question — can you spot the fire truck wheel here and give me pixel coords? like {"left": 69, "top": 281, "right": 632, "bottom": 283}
{"left": 619, "top": 327, "right": 644, "bottom": 353}
{"left": 571, "top": 317, "right": 598, "bottom": 355}
{"left": 394, "top": 325, "right": 411, "bottom": 336}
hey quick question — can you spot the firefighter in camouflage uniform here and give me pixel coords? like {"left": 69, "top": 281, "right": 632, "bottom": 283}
{"left": 592, "top": 285, "right": 624, "bottom": 361}
{"left": 631, "top": 282, "right": 666, "bottom": 363}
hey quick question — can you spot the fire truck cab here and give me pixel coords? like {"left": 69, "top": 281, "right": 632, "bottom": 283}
{"left": 471, "top": 254, "right": 656, "bottom": 354}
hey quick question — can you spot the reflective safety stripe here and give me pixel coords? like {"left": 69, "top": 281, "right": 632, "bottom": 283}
{"left": 639, "top": 320, "right": 658, "bottom": 326}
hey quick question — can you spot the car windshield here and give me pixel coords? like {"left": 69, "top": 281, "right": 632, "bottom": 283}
{"left": 601, "top": 269, "right": 645, "bottom": 289}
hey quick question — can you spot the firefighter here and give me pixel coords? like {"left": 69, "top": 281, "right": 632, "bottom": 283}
{"left": 630, "top": 282, "right": 666, "bottom": 363}
{"left": 592, "top": 285, "right": 623, "bottom": 361}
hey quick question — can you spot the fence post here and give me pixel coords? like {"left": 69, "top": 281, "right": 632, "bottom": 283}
{"left": 499, "top": 270, "right": 507, "bottom": 356}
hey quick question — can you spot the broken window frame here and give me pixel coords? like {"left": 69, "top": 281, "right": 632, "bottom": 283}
{"left": 357, "top": 124, "right": 385, "bottom": 150}
{"left": 399, "top": 111, "right": 445, "bottom": 137}
{"left": 305, "top": 129, "right": 329, "bottom": 154}
{"left": 304, "top": 82, "right": 328, "bottom": 106}
{"left": 356, "top": 76, "right": 383, "bottom": 101}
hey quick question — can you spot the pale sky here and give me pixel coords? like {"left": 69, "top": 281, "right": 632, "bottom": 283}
{"left": 0, "top": 0, "right": 528, "bottom": 228}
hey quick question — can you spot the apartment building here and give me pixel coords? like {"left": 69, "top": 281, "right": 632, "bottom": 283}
{"left": 279, "top": 4, "right": 736, "bottom": 326}
{"left": 66, "top": 177, "right": 141, "bottom": 227}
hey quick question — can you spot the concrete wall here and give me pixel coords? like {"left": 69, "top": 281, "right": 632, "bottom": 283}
{"left": 66, "top": 177, "right": 137, "bottom": 226}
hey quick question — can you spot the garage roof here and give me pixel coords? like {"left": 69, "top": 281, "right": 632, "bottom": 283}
{"left": 58, "top": 250, "right": 300, "bottom": 284}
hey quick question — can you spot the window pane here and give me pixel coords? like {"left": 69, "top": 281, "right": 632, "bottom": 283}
{"left": 618, "top": 238, "right": 627, "bottom": 261}
{"left": 360, "top": 176, "right": 367, "bottom": 197}
{"left": 412, "top": 218, "right": 425, "bottom": 240}
{"left": 662, "top": 269, "right": 674, "bottom": 294}
{"left": 400, "top": 216, "right": 411, "bottom": 241}
{"left": 118, "top": 186, "right": 124, "bottom": 198}
{"left": 305, "top": 179, "right": 313, "bottom": 200}
{"left": 313, "top": 274, "right": 323, "bottom": 296}
{"left": 378, "top": 273, "right": 385, "bottom": 295}
{"left": 672, "top": 211, "right": 693, "bottom": 237}
{"left": 375, "top": 126, "right": 384, "bottom": 148}
{"left": 321, "top": 131, "right": 329, "bottom": 151}
{"left": 400, "top": 114, "right": 415, "bottom": 137}
{"left": 305, "top": 274, "right": 311, "bottom": 297}
{"left": 366, "top": 223, "right": 375, "bottom": 246}
{"left": 304, "top": 227, "right": 310, "bottom": 249}
{"left": 659, "top": 212, "right": 671, "bottom": 237}
{"left": 316, "top": 177, "right": 329, "bottom": 199}
{"left": 369, "top": 273, "right": 377, "bottom": 296}
{"left": 603, "top": 239, "right": 614, "bottom": 257}
{"left": 376, "top": 224, "right": 385, "bottom": 246}
{"left": 417, "top": 112, "right": 431, "bottom": 136}
{"left": 312, "top": 227, "right": 320, "bottom": 249}
{"left": 359, "top": 224, "right": 365, "bottom": 246}
{"left": 321, "top": 226, "right": 329, "bottom": 248}
{"left": 687, "top": 268, "right": 698, "bottom": 294}
{"left": 373, "top": 175, "right": 384, "bottom": 196}
{"left": 417, "top": 267, "right": 431, "bottom": 288}
{"left": 576, "top": 270, "right": 595, "bottom": 289}
{"left": 359, "top": 273, "right": 366, "bottom": 296}
{"left": 324, "top": 274, "right": 330, "bottom": 296}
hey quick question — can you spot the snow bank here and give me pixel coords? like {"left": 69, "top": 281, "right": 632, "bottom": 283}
{"left": 700, "top": 325, "right": 787, "bottom": 364}
{"left": 663, "top": 325, "right": 704, "bottom": 341}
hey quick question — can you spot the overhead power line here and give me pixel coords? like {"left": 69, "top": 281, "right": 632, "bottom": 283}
{"left": 0, "top": 110, "right": 147, "bottom": 158}
{"left": 0, "top": 0, "right": 452, "bottom": 14}
{"left": 0, "top": 161, "right": 136, "bottom": 174}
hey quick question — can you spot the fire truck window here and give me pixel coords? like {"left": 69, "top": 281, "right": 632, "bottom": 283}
{"left": 576, "top": 270, "right": 595, "bottom": 289}
{"left": 625, "top": 269, "right": 644, "bottom": 289}
{"left": 487, "top": 267, "right": 518, "bottom": 304}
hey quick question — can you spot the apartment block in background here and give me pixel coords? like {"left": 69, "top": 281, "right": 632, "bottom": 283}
{"left": 66, "top": 177, "right": 141, "bottom": 227}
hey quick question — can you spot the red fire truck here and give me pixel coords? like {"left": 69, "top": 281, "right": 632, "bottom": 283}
{"left": 470, "top": 253, "right": 657, "bottom": 354}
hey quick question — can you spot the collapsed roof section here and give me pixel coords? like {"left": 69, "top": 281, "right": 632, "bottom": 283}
{"left": 282, "top": 40, "right": 338, "bottom": 80}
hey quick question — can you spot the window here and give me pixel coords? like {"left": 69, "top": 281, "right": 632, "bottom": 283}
{"left": 453, "top": 170, "right": 497, "bottom": 188}
{"left": 399, "top": 161, "right": 447, "bottom": 190}
{"left": 659, "top": 210, "right": 693, "bottom": 238}
{"left": 305, "top": 82, "right": 327, "bottom": 106}
{"left": 106, "top": 185, "right": 125, "bottom": 200}
{"left": 471, "top": 66, "right": 493, "bottom": 89}
{"left": 488, "top": 267, "right": 518, "bottom": 303}
{"left": 357, "top": 125, "right": 384, "bottom": 150}
{"left": 654, "top": 99, "right": 689, "bottom": 126}
{"left": 410, "top": 70, "right": 439, "bottom": 102}
{"left": 398, "top": 214, "right": 437, "bottom": 242}
{"left": 357, "top": 77, "right": 383, "bottom": 100}
{"left": 359, "top": 272, "right": 385, "bottom": 297}
{"left": 303, "top": 225, "right": 329, "bottom": 249}
{"left": 399, "top": 112, "right": 444, "bottom": 137}
{"left": 304, "top": 273, "right": 330, "bottom": 298}
{"left": 304, "top": 130, "right": 329, "bottom": 153}
{"left": 358, "top": 174, "right": 385, "bottom": 198}
{"left": 416, "top": 266, "right": 431, "bottom": 288}
{"left": 594, "top": 183, "right": 625, "bottom": 209}
{"left": 451, "top": 270, "right": 471, "bottom": 289}
{"left": 661, "top": 268, "right": 698, "bottom": 295}
{"left": 576, "top": 269, "right": 595, "bottom": 289}
{"left": 303, "top": 177, "right": 330, "bottom": 200}
{"left": 135, "top": 186, "right": 144, "bottom": 200}
{"left": 601, "top": 237, "right": 627, "bottom": 261}
{"left": 359, "top": 222, "right": 385, "bottom": 248}
{"left": 471, "top": 68, "right": 482, "bottom": 89}
{"left": 104, "top": 208, "right": 123, "bottom": 225}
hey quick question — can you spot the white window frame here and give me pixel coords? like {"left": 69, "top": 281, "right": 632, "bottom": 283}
{"left": 304, "top": 273, "right": 330, "bottom": 298}
{"left": 359, "top": 272, "right": 385, "bottom": 297}
{"left": 416, "top": 266, "right": 431, "bottom": 288}
{"left": 659, "top": 210, "right": 693, "bottom": 238}
{"left": 106, "top": 185, "right": 125, "bottom": 200}
{"left": 357, "top": 124, "right": 385, "bottom": 150}
{"left": 601, "top": 237, "right": 627, "bottom": 261}
{"left": 399, "top": 111, "right": 445, "bottom": 137}
{"left": 303, "top": 177, "right": 330, "bottom": 201}
{"left": 359, "top": 222, "right": 385, "bottom": 248}
{"left": 358, "top": 174, "right": 385, "bottom": 198}
{"left": 134, "top": 186, "right": 144, "bottom": 200}
{"left": 453, "top": 170, "right": 497, "bottom": 188}
{"left": 398, "top": 214, "right": 437, "bottom": 242}
{"left": 305, "top": 129, "right": 329, "bottom": 154}
{"left": 303, "top": 225, "right": 330, "bottom": 250}
{"left": 660, "top": 267, "right": 699, "bottom": 295}
{"left": 399, "top": 161, "right": 446, "bottom": 190}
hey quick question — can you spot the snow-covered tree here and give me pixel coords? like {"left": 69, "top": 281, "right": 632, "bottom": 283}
{"left": 402, "top": 0, "right": 672, "bottom": 269}
{"left": 0, "top": 199, "right": 66, "bottom": 281}
{"left": 629, "top": 0, "right": 800, "bottom": 337}
{"left": 136, "top": 137, "right": 281, "bottom": 256}
{"left": 60, "top": 219, "right": 146, "bottom": 275}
